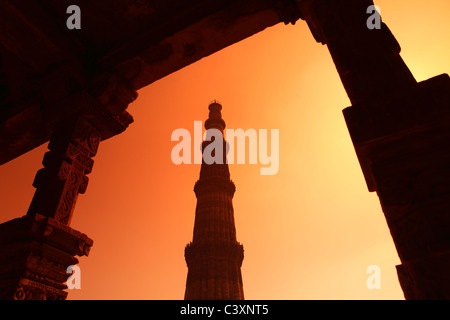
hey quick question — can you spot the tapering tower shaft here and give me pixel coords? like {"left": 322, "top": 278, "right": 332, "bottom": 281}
{"left": 184, "top": 102, "right": 244, "bottom": 300}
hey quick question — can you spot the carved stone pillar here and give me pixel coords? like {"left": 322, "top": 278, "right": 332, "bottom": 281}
{"left": 0, "top": 116, "right": 98, "bottom": 299}
{"left": 0, "top": 213, "right": 92, "bottom": 300}
{"left": 297, "top": 0, "right": 450, "bottom": 299}
{"left": 27, "top": 116, "right": 100, "bottom": 225}
{"left": 344, "top": 74, "right": 450, "bottom": 299}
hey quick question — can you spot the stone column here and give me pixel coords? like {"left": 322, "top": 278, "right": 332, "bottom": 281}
{"left": 0, "top": 116, "right": 99, "bottom": 300}
{"left": 297, "top": 0, "right": 450, "bottom": 299}
{"left": 344, "top": 74, "right": 450, "bottom": 300}
{"left": 27, "top": 116, "right": 100, "bottom": 225}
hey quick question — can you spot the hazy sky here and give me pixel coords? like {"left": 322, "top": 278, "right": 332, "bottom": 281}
{"left": 1, "top": 0, "right": 449, "bottom": 300}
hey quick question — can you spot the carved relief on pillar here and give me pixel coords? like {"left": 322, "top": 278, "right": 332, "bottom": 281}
{"left": 12, "top": 280, "right": 66, "bottom": 300}
{"left": 0, "top": 213, "right": 93, "bottom": 300}
{"left": 27, "top": 116, "right": 101, "bottom": 226}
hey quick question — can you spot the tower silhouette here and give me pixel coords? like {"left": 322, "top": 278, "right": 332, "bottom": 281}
{"left": 184, "top": 102, "right": 244, "bottom": 300}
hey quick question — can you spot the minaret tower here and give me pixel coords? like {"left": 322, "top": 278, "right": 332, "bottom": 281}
{"left": 184, "top": 101, "right": 244, "bottom": 300}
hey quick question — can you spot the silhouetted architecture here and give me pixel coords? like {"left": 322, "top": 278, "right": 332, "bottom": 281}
{"left": 0, "top": 116, "right": 96, "bottom": 299}
{"left": 0, "top": 0, "right": 449, "bottom": 299}
{"left": 184, "top": 102, "right": 244, "bottom": 300}
{"left": 301, "top": 1, "right": 450, "bottom": 299}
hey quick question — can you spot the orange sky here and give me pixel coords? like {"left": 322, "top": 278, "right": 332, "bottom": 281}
{"left": 1, "top": 0, "right": 450, "bottom": 300}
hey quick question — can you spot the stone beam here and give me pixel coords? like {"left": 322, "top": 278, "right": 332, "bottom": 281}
{"left": 0, "top": 1, "right": 85, "bottom": 74}
{"left": 0, "top": 84, "right": 136, "bottom": 166}
{"left": 100, "top": 0, "right": 300, "bottom": 90}
{"left": 0, "top": 0, "right": 299, "bottom": 166}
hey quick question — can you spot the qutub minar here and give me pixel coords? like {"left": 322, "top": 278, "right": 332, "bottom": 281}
{"left": 184, "top": 102, "right": 245, "bottom": 300}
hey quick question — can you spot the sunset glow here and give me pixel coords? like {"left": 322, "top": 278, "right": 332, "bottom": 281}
{"left": 1, "top": 0, "right": 449, "bottom": 300}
